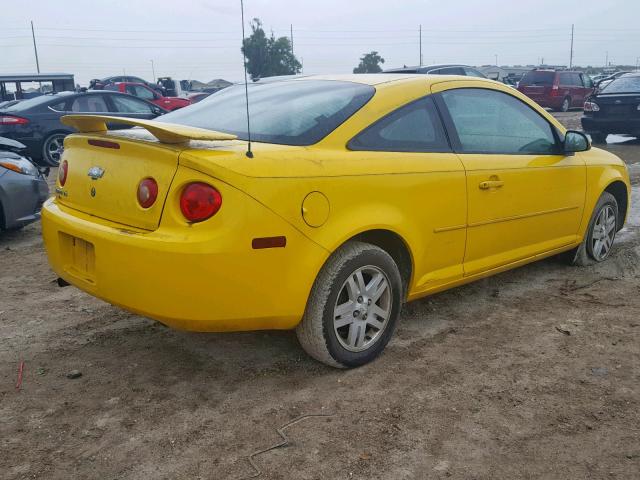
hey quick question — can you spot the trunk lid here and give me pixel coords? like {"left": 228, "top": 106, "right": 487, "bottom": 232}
{"left": 58, "top": 134, "right": 181, "bottom": 230}
{"left": 594, "top": 93, "right": 640, "bottom": 118}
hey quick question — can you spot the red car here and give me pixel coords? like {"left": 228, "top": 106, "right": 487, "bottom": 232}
{"left": 517, "top": 69, "right": 595, "bottom": 112}
{"left": 105, "top": 82, "right": 191, "bottom": 111}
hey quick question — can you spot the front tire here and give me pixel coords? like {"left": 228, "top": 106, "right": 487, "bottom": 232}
{"left": 296, "top": 241, "right": 403, "bottom": 368}
{"left": 42, "top": 133, "right": 66, "bottom": 167}
{"left": 561, "top": 192, "right": 619, "bottom": 266}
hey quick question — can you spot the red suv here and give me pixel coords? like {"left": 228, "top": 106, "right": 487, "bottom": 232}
{"left": 105, "top": 82, "right": 191, "bottom": 111}
{"left": 517, "top": 70, "right": 595, "bottom": 112}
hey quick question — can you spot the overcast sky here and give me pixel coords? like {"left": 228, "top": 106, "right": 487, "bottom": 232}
{"left": 1, "top": 0, "right": 638, "bottom": 85}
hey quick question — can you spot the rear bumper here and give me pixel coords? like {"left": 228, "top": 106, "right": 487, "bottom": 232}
{"left": 41, "top": 197, "right": 329, "bottom": 332}
{"left": 581, "top": 116, "right": 640, "bottom": 135}
{"left": 0, "top": 170, "right": 49, "bottom": 229}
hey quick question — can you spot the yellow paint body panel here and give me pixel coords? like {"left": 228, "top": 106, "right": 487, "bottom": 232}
{"left": 41, "top": 75, "right": 631, "bottom": 332}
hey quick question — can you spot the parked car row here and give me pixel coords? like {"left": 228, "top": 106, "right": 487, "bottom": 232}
{"left": 0, "top": 91, "right": 166, "bottom": 166}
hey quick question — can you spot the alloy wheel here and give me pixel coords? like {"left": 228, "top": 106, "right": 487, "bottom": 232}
{"left": 332, "top": 265, "right": 392, "bottom": 352}
{"left": 44, "top": 134, "right": 66, "bottom": 166}
{"left": 591, "top": 205, "right": 616, "bottom": 261}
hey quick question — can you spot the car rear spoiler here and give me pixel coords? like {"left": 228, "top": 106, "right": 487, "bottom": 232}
{"left": 61, "top": 115, "right": 237, "bottom": 144}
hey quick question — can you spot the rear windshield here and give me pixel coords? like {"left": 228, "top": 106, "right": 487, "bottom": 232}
{"left": 2, "top": 95, "right": 60, "bottom": 112}
{"left": 159, "top": 80, "right": 375, "bottom": 146}
{"left": 601, "top": 77, "right": 640, "bottom": 94}
{"left": 519, "top": 71, "right": 555, "bottom": 86}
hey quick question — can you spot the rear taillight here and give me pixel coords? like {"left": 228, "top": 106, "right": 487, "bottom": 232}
{"left": 58, "top": 160, "right": 68, "bottom": 186}
{"left": 180, "top": 182, "right": 222, "bottom": 223}
{"left": 584, "top": 101, "right": 600, "bottom": 112}
{"left": 137, "top": 177, "right": 158, "bottom": 208}
{"left": 0, "top": 115, "right": 29, "bottom": 125}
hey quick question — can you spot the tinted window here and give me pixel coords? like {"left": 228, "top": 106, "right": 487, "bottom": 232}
{"left": 70, "top": 95, "right": 109, "bottom": 113}
{"left": 349, "top": 96, "right": 449, "bottom": 152}
{"left": 558, "top": 73, "right": 571, "bottom": 85}
{"left": 519, "top": 71, "right": 555, "bottom": 86}
{"left": 159, "top": 81, "right": 375, "bottom": 146}
{"left": 48, "top": 101, "right": 67, "bottom": 112}
{"left": 4, "top": 95, "right": 63, "bottom": 112}
{"left": 111, "top": 95, "right": 154, "bottom": 113}
{"left": 431, "top": 67, "right": 466, "bottom": 75}
{"left": 601, "top": 77, "right": 640, "bottom": 93}
{"left": 441, "top": 88, "right": 558, "bottom": 154}
{"left": 464, "top": 67, "right": 486, "bottom": 78}
{"left": 133, "top": 85, "right": 155, "bottom": 100}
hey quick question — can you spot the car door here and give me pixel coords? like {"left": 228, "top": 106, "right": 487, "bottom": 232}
{"left": 348, "top": 95, "right": 467, "bottom": 292}
{"left": 106, "top": 94, "right": 161, "bottom": 120}
{"left": 432, "top": 82, "right": 586, "bottom": 276}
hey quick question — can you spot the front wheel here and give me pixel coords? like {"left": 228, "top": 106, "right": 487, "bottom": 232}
{"left": 296, "top": 241, "right": 403, "bottom": 368}
{"left": 560, "top": 192, "right": 619, "bottom": 266}
{"left": 42, "top": 133, "right": 67, "bottom": 167}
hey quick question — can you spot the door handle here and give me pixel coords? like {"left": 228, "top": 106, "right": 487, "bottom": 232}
{"left": 479, "top": 180, "right": 504, "bottom": 190}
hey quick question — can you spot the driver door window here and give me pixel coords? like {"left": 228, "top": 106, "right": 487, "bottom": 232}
{"left": 441, "top": 88, "right": 558, "bottom": 154}
{"left": 133, "top": 85, "right": 156, "bottom": 101}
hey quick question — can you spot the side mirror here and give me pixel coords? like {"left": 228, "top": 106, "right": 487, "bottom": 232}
{"left": 564, "top": 130, "right": 590, "bottom": 153}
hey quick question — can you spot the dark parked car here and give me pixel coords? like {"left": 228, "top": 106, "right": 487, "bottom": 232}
{"left": 0, "top": 91, "right": 166, "bottom": 166}
{"left": 89, "top": 75, "right": 162, "bottom": 93}
{"left": 581, "top": 73, "right": 640, "bottom": 144}
{"left": 517, "top": 69, "right": 595, "bottom": 112}
{"left": 596, "top": 71, "right": 633, "bottom": 90}
{"left": 383, "top": 64, "right": 487, "bottom": 77}
{"left": 0, "top": 137, "right": 49, "bottom": 231}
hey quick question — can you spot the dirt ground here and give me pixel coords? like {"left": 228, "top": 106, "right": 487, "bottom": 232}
{"left": 1, "top": 112, "right": 639, "bottom": 480}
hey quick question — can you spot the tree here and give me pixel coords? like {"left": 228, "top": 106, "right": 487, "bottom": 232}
{"left": 353, "top": 51, "right": 385, "bottom": 74}
{"left": 241, "top": 19, "right": 301, "bottom": 80}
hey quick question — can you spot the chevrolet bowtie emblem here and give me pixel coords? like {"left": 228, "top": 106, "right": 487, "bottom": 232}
{"left": 88, "top": 166, "right": 105, "bottom": 180}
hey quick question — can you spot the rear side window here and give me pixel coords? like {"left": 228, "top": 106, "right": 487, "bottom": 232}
{"left": 70, "top": 95, "right": 109, "bottom": 113}
{"left": 111, "top": 95, "right": 154, "bottom": 114}
{"left": 431, "top": 67, "right": 466, "bottom": 75}
{"left": 348, "top": 96, "right": 449, "bottom": 152}
{"left": 441, "top": 88, "right": 558, "bottom": 155}
{"left": 464, "top": 67, "right": 486, "bottom": 78}
{"left": 520, "top": 71, "right": 555, "bottom": 86}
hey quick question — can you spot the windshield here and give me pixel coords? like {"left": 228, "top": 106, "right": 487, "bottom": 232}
{"left": 158, "top": 80, "right": 375, "bottom": 146}
{"left": 601, "top": 76, "right": 640, "bottom": 94}
{"left": 519, "top": 71, "right": 555, "bottom": 86}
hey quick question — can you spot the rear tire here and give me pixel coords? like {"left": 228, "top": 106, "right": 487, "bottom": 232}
{"left": 42, "top": 133, "right": 66, "bottom": 167}
{"left": 560, "top": 96, "right": 571, "bottom": 112}
{"left": 560, "top": 192, "right": 619, "bottom": 266}
{"left": 296, "top": 241, "right": 403, "bottom": 368}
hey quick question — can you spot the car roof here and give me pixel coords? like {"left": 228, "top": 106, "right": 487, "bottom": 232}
{"left": 271, "top": 73, "right": 494, "bottom": 87}
{"left": 384, "top": 63, "right": 479, "bottom": 73}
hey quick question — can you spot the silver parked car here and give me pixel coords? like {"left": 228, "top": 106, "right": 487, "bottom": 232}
{"left": 0, "top": 137, "right": 49, "bottom": 230}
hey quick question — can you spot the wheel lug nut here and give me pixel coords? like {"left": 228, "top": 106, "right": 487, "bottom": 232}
{"left": 367, "top": 299, "right": 372, "bottom": 305}
{"left": 357, "top": 296, "right": 363, "bottom": 303}
{"left": 353, "top": 311, "right": 359, "bottom": 317}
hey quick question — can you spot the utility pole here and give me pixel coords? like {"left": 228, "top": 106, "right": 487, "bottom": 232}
{"left": 30, "top": 20, "right": 40, "bottom": 73}
{"left": 495, "top": 54, "right": 498, "bottom": 66}
{"left": 150, "top": 60, "right": 156, "bottom": 82}
{"left": 605, "top": 51, "right": 608, "bottom": 68}
{"left": 569, "top": 24, "right": 574, "bottom": 69}
{"left": 290, "top": 24, "right": 294, "bottom": 58}
{"left": 419, "top": 24, "right": 423, "bottom": 66}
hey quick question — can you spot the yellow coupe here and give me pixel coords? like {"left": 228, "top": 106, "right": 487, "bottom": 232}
{"left": 42, "top": 75, "right": 631, "bottom": 368}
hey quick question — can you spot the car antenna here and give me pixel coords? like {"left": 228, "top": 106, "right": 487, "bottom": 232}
{"left": 240, "top": 0, "right": 253, "bottom": 158}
